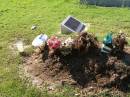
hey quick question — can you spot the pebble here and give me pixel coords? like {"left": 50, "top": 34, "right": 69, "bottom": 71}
{"left": 31, "top": 25, "right": 37, "bottom": 30}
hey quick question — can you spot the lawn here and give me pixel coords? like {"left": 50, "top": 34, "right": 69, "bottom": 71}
{"left": 0, "top": 0, "right": 130, "bottom": 97}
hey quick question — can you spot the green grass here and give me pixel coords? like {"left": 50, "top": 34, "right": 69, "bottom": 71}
{"left": 0, "top": 0, "right": 130, "bottom": 97}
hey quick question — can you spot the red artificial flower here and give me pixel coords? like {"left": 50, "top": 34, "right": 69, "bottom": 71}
{"left": 47, "top": 36, "right": 61, "bottom": 49}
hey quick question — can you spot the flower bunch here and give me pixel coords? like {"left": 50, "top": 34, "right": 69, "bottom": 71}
{"left": 47, "top": 36, "right": 61, "bottom": 49}
{"left": 60, "top": 37, "right": 74, "bottom": 56}
{"left": 61, "top": 37, "right": 74, "bottom": 48}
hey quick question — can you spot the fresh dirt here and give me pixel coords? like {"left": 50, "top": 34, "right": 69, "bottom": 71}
{"left": 22, "top": 47, "right": 130, "bottom": 96}
{"left": 21, "top": 33, "right": 130, "bottom": 96}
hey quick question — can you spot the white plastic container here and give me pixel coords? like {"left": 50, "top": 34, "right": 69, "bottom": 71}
{"left": 32, "top": 34, "right": 48, "bottom": 47}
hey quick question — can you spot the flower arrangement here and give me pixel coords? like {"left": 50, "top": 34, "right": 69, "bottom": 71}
{"left": 60, "top": 37, "right": 74, "bottom": 56}
{"left": 47, "top": 36, "right": 61, "bottom": 50}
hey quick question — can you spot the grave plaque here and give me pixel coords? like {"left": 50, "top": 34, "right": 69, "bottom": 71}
{"left": 61, "top": 16, "right": 85, "bottom": 33}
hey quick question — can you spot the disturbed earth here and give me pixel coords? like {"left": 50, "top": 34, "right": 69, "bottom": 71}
{"left": 21, "top": 32, "right": 130, "bottom": 96}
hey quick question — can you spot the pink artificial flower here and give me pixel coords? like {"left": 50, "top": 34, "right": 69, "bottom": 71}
{"left": 47, "top": 36, "right": 61, "bottom": 49}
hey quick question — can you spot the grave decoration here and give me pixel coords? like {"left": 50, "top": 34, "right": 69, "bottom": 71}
{"left": 27, "top": 31, "right": 130, "bottom": 94}
{"left": 61, "top": 16, "right": 86, "bottom": 33}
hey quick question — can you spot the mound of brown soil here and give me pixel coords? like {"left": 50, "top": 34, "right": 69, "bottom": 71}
{"left": 22, "top": 32, "right": 130, "bottom": 96}
{"left": 23, "top": 47, "right": 130, "bottom": 91}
